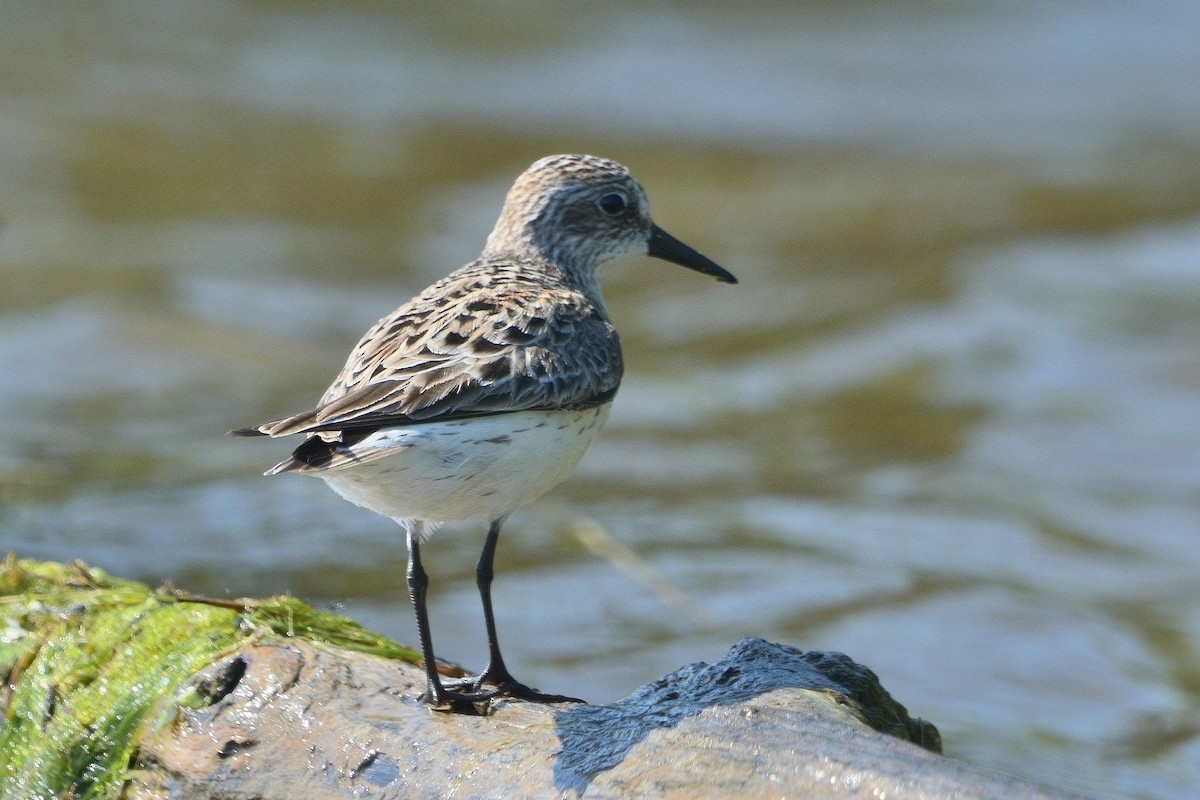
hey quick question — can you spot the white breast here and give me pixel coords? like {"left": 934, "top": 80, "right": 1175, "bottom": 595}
{"left": 316, "top": 405, "right": 611, "bottom": 528}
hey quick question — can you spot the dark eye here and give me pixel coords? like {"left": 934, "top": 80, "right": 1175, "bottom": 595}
{"left": 597, "top": 192, "right": 628, "bottom": 216}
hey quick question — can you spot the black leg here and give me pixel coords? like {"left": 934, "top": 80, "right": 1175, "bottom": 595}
{"left": 475, "top": 517, "right": 513, "bottom": 686}
{"left": 442, "top": 516, "right": 585, "bottom": 705}
{"left": 405, "top": 525, "right": 446, "bottom": 707}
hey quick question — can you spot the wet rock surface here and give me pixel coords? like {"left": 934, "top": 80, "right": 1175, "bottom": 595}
{"left": 127, "top": 638, "right": 1082, "bottom": 799}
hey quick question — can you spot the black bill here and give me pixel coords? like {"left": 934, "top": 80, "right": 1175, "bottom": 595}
{"left": 647, "top": 224, "right": 737, "bottom": 284}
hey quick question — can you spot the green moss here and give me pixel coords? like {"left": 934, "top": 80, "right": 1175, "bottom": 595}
{"left": 0, "top": 555, "right": 418, "bottom": 799}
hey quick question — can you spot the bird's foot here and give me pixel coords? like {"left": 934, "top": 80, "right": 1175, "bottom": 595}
{"left": 419, "top": 686, "right": 494, "bottom": 715}
{"left": 431, "top": 670, "right": 585, "bottom": 709}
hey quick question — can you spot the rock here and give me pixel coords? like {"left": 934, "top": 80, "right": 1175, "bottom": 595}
{"left": 2, "top": 558, "right": 1083, "bottom": 799}
{"left": 129, "top": 638, "right": 1076, "bottom": 799}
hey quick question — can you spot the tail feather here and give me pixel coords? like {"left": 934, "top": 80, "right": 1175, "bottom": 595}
{"left": 264, "top": 457, "right": 304, "bottom": 476}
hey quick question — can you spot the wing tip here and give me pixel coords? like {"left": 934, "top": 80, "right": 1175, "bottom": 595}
{"left": 228, "top": 425, "right": 268, "bottom": 437}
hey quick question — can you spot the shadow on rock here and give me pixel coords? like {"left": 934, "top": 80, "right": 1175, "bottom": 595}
{"left": 551, "top": 637, "right": 940, "bottom": 794}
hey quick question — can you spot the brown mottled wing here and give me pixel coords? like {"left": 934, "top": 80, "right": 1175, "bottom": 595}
{"left": 240, "top": 262, "right": 622, "bottom": 438}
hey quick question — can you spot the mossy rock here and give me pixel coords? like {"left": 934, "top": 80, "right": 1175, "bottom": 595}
{"left": 0, "top": 555, "right": 418, "bottom": 799}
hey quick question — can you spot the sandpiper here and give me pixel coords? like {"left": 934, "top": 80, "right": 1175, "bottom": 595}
{"left": 232, "top": 154, "right": 736, "bottom": 711}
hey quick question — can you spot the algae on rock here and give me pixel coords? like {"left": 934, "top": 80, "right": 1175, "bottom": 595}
{"left": 0, "top": 555, "right": 418, "bottom": 800}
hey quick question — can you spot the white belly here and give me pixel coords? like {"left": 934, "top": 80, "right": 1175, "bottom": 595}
{"left": 316, "top": 405, "right": 610, "bottom": 527}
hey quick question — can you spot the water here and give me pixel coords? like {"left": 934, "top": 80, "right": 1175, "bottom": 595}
{"left": 3, "top": 3, "right": 1200, "bottom": 798}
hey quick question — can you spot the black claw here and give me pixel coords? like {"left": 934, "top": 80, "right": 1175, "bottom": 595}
{"left": 498, "top": 682, "right": 586, "bottom": 705}
{"left": 421, "top": 688, "right": 493, "bottom": 715}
